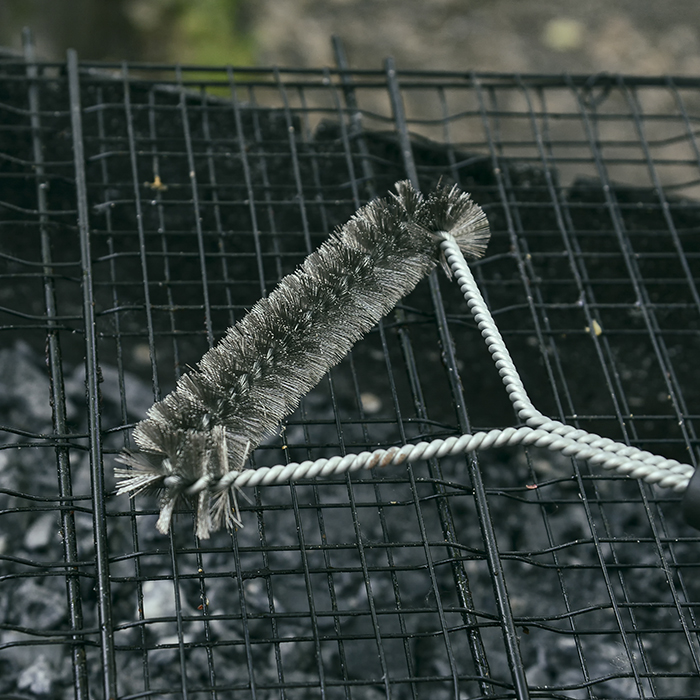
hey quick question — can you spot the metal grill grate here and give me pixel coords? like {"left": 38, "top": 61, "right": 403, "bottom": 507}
{"left": 1, "top": 34, "right": 700, "bottom": 699}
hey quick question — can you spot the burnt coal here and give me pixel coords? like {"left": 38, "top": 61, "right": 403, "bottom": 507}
{"left": 1, "top": 55, "right": 699, "bottom": 699}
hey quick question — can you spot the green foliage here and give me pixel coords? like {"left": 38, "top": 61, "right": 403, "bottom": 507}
{"left": 171, "top": 0, "right": 255, "bottom": 67}
{"left": 0, "top": 0, "right": 256, "bottom": 66}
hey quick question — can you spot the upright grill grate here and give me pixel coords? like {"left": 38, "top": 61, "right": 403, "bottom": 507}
{"left": 0, "top": 35, "right": 699, "bottom": 700}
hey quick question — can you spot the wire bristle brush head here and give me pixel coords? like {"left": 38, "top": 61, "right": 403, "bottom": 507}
{"left": 115, "top": 180, "right": 490, "bottom": 537}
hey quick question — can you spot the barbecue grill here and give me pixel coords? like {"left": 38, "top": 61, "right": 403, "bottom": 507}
{"left": 1, "top": 30, "right": 700, "bottom": 699}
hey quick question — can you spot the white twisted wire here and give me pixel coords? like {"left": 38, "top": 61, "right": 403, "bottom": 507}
{"left": 199, "top": 232, "right": 695, "bottom": 496}
{"left": 439, "top": 235, "right": 694, "bottom": 479}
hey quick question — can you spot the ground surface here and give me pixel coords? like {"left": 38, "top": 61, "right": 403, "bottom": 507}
{"left": 251, "top": 0, "right": 700, "bottom": 76}
{"left": 1, "top": 0, "right": 700, "bottom": 77}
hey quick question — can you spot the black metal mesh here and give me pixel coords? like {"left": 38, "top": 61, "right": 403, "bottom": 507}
{"left": 1, "top": 38, "right": 700, "bottom": 700}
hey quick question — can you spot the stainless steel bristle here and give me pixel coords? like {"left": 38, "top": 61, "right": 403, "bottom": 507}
{"left": 115, "top": 180, "right": 490, "bottom": 537}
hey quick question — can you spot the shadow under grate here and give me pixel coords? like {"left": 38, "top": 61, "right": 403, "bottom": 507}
{"left": 0, "top": 35, "right": 699, "bottom": 700}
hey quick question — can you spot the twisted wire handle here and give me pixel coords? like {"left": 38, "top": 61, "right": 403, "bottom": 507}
{"left": 213, "top": 233, "right": 694, "bottom": 494}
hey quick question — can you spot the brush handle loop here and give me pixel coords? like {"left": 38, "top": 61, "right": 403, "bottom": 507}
{"left": 227, "top": 233, "right": 694, "bottom": 496}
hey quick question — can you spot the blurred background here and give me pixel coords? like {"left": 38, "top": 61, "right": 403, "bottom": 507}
{"left": 1, "top": 0, "right": 700, "bottom": 74}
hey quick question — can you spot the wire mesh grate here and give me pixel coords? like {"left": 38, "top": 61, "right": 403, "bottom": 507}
{"left": 1, "top": 36, "right": 700, "bottom": 699}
